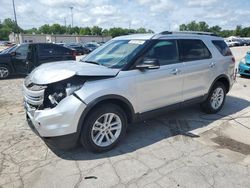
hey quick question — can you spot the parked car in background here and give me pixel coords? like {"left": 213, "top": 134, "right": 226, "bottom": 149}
{"left": 23, "top": 31, "right": 235, "bottom": 152}
{"left": 240, "top": 39, "right": 250, "bottom": 46}
{"left": 0, "top": 43, "right": 76, "bottom": 79}
{"left": 83, "top": 42, "right": 100, "bottom": 52}
{"left": 64, "top": 43, "right": 90, "bottom": 55}
{"left": 225, "top": 39, "right": 240, "bottom": 47}
{"left": 238, "top": 51, "right": 250, "bottom": 77}
{"left": 0, "top": 45, "right": 17, "bottom": 54}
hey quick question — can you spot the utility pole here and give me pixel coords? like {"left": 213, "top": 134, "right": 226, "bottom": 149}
{"left": 12, "top": 0, "right": 19, "bottom": 43}
{"left": 70, "top": 6, "right": 73, "bottom": 27}
{"left": 64, "top": 17, "right": 67, "bottom": 27}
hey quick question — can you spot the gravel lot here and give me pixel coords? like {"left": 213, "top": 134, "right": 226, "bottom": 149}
{"left": 0, "top": 46, "right": 250, "bottom": 188}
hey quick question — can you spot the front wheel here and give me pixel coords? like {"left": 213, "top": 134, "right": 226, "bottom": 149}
{"left": 201, "top": 82, "right": 226, "bottom": 114}
{"left": 0, "top": 64, "right": 10, "bottom": 79}
{"left": 80, "top": 104, "right": 127, "bottom": 153}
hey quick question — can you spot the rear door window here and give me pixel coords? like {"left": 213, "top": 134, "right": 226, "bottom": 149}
{"left": 53, "top": 45, "right": 72, "bottom": 55}
{"left": 38, "top": 44, "right": 55, "bottom": 56}
{"left": 178, "top": 39, "right": 212, "bottom": 62}
{"left": 212, "top": 40, "right": 232, "bottom": 56}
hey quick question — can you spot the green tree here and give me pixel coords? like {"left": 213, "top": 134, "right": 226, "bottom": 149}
{"left": 91, "top": 26, "right": 102, "bottom": 35}
{"left": 179, "top": 24, "right": 187, "bottom": 31}
{"left": 136, "top": 27, "right": 147, "bottom": 33}
{"left": 234, "top": 25, "right": 242, "bottom": 36}
{"left": 79, "top": 27, "right": 92, "bottom": 35}
{"left": 39, "top": 24, "right": 51, "bottom": 34}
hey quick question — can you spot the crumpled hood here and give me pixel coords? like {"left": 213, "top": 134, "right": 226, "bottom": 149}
{"left": 29, "top": 60, "right": 120, "bottom": 85}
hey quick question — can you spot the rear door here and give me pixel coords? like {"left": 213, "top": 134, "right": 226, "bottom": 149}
{"left": 178, "top": 39, "right": 213, "bottom": 101}
{"left": 53, "top": 45, "right": 75, "bottom": 60}
{"left": 37, "top": 43, "right": 56, "bottom": 65}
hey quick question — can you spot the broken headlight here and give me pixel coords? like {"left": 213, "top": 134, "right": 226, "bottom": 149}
{"left": 48, "top": 83, "right": 83, "bottom": 106}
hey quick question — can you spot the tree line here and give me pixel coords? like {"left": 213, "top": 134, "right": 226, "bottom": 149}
{"left": 0, "top": 18, "right": 153, "bottom": 40}
{"left": 1, "top": 18, "right": 250, "bottom": 41}
{"left": 179, "top": 21, "right": 250, "bottom": 38}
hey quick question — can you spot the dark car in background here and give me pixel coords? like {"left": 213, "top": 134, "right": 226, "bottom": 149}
{"left": 82, "top": 42, "right": 100, "bottom": 52}
{"left": 64, "top": 43, "right": 90, "bottom": 55}
{"left": 0, "top": 43, "right": 76, "bottom": 79}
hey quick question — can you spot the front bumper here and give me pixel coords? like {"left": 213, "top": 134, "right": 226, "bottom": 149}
{"left": 25, "top": 95, "right": 86, "bottom": 137}
{"left": 238, "top": 62, "right": 250, "bottom": 76}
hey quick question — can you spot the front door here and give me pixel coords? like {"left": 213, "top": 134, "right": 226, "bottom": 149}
{"left": 135, "top": 40, "right": 184, "bottom": 113}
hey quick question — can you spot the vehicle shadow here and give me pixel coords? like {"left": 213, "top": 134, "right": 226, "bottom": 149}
{"left": 4, "top": 74, "right": 26, "bottom": 80}
{"left": 48, "top": 95, "right": 250, "bottom": 160}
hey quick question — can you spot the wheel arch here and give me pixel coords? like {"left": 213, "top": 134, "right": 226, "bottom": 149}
{"left": 77, "top": 94, "right": 135, "bottom": 133}
{"left": 0, "top": 63, "right": 13, "bottom": 73}
{"left": 209, "top": 74, "right": 230, "bottom": 94}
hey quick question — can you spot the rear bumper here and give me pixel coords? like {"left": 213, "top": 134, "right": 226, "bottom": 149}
{"left": 238, "top": 62, "right": 250, "bottom": 76}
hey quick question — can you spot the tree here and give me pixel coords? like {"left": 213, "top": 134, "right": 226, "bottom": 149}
{"left": 39, "top": 24, "right": 51, "bottom": 34}
{"left": 91, "top": 26, "right": 102, "bottom": 35}
{"left": 50, "top": 24, "right": 66, "bottom": 34}
{"left": 234, "top": 25, "right": 242, "bottom": 36}
{"left": 79, "top": 27, "right": 91, "bottom": 35}
{"left": 179, "top": 24, "right": 187, "bottom": 31}
{"left": 0, "top": 18, "right": 23, "bottom": 40}
{"left": 209, "top": 25, "right": 221, "bottom": 35}
{"left": 198, "top": 21, "right": 209, "bottom": 32}
{"left": 102, "top": 29, "right": 109, "bottom": 36}
{"left": 136, "top": 27, "right": 147, "bottom": 33}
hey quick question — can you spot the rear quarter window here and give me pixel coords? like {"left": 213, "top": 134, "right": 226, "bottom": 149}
{"left": 212, "top": 40, "right": 232, "bottom": 56}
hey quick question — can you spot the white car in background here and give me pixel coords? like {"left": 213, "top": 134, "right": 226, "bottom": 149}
{"left": 225, "top": 39, "right": 240, "bottom": 47}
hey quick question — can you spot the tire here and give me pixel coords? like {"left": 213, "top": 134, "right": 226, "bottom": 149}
{"left": 0, "top": 64, "right": 10, "bottom": 79}
{"left": 80, "top": 103, "right": 127, "bottom": 153}
{"left": 201, "top": 82, "right": 226, "bottom": 114}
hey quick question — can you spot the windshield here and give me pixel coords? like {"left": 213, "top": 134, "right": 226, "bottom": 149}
{"left": 81, "top": 39, "right": 146, "bottom": 69}
{"left": 0, "top": 45, "right": 17, "bottom": 54}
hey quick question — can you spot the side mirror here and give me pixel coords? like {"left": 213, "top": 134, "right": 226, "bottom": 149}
{"left": 10, "top": 51, "right": 16, "bottom": 56}
{"left": 136, "top": 59, "right": 160, "bottom": 70}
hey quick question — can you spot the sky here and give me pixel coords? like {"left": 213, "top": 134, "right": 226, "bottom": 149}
{"left": 0, "top": 0, "right": 249, "bottom": 32}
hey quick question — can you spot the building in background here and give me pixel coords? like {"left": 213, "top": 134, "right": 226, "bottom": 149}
{"left": 9, "top": 33, "right": 112, "bottom": 44}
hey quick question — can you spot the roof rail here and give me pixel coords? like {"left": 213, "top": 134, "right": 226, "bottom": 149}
{"left": 159, "top": 31, "right": 218, "bottom": 36}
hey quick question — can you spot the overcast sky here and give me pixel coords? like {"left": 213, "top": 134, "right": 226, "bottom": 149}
{"left": 0, "top": 0, "right": 249, "bottom": 32}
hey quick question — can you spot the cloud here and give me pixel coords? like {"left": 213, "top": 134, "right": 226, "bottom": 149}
{"left": 0, "top": 0, "right": 249, "bottom": 32}
{"left": 91, "top": 5, "right": 118, "bottom": 16}
{"left": 187, "top": 0, "right": 218, "bottom": 7}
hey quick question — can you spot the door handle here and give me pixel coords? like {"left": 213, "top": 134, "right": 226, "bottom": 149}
{"left": 170, "top": 68, "right": 180, "bottom": 75}
{"left": 209, "top": 62, "right": 215, "bottom": 68}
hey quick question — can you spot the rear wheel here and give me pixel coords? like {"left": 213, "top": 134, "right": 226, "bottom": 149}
{"left": 0, "top": 64, "right": 10, "bottom": 79}
{"left": 201, "top": 82, "right": 226, "bottom": 114}
{"left": 80, "top": 104, "right": 127, "bottom": 153}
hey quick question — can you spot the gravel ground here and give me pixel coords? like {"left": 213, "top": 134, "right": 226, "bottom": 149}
{"left": 0, "top": 47, "right": 250, "bottom": 188}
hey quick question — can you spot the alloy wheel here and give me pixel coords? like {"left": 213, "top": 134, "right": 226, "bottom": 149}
{"left": 0, "top": 67, "right": 9, "bottom": 78}
{"left": 210, "top": 87, "right": 224, "bottom": 110}
{"left": 91, "top": 113, "right": 122, "bottom": 147}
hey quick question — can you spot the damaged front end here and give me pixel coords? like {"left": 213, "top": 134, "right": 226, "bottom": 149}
{"left": 23, "top": 75, "right": 85, "bottom": 110}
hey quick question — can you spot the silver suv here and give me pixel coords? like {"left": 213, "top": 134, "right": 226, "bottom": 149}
{"left": 23, "top": 31, "right": 236, "bottom": 152}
